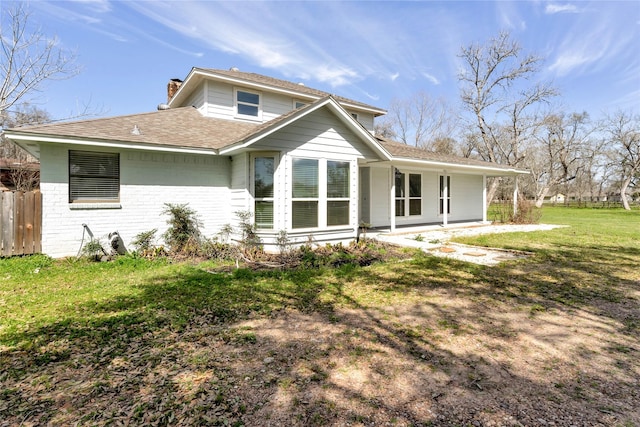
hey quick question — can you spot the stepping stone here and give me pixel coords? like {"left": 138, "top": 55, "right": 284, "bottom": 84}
{"left": 440, "top": 247, "right": 456, "bottom": 253}
{"left": 463, "top": 251, "right": 486, "bottom": 257}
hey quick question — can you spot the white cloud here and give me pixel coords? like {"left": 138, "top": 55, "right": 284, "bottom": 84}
{"left": 548, "top": 52, "right": 593, "bottom": 75}
{"left": 545, "top": 3, "right": 579, "bottom": 14}
{"left": 70, "top": 0, "right": 112, "bottom": 14}
{"left": 390, "top": 72, "right": 400, "bottom": 82}
{"left": 421, "top": 72, "right": 440, "bottom": 85}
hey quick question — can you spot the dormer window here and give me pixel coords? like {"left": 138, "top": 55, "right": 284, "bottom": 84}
{"left": 235, "top": 89, "right": 261, "bottom": 119}
{"left": 294, "top": 101, "right": 307, "bottom": 109}
{"left": 351, "top": 112, "right": 359, "bottom": 121}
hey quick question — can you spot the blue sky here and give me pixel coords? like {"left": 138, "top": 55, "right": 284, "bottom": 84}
{"left": 16, "top": 1, "right": 640, "bottom": 122}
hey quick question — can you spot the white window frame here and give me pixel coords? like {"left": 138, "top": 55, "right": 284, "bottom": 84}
{"left": 439, "top": 175, "right": 451, "bottom": 215}
{"left": 326, "top": 160, "right": 350, "bottom": 227}
{"left": 290, "top": 157, "right": 353, "bottom": 230}
{"left": 291, "top": 158, "right": 320, "bottom": 230}
{"left": 293, "top": 100, "right": 308, "bottom": 109}
{"left": 234, "top": 88, "right": 262, "bottom": 120}
{"left": 251, "top": 153, "right": 279, "bottom": 230}
{"left": 395, "top": 170, "right": 422, "bottom": 217}
{"left": 68, "top": 150, "right": 120, "bottom": 204}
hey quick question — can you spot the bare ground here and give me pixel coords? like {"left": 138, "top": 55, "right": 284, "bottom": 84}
{"left": 2, "top": 260, "right": 638, "bottom": 427}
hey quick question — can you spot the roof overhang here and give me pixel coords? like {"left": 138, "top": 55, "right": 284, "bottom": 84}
{"left": 4, "top": 131, "right": 218, "bottom": 158}
{"left": 169, "top": 68, "right": 387, "bottom": 117}
{"left": 219, "top": 96, "right": 392, "bottom": 161}
{"left": 371, "top": 157, "right": 530, "bottom": 176}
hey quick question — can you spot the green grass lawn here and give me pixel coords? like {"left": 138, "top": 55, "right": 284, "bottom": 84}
{"left": 1, "top": 206, "right": 639, "bottom": 426}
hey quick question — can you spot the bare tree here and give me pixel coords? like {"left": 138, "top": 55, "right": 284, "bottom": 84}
{"left": 376, "top": 91, "right": 460, "bottom": 154}
{"left": 602, "top": 111, "right": 640, "bottom": 210}
{"left": 0, "top": 104, "right": 49, "bottom": 190}
{"left": 0, "top": 2, "right": 79, "bottom": 124}
{"left": 458, "top": 31, "right": 557, "bottom": 203}
{"left": 531, "top": 112, "right": 596, "bottom": 207}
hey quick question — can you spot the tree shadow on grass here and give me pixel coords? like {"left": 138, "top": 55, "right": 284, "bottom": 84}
{"left": 1, "top": 247, "right": 638, "bottom": 426}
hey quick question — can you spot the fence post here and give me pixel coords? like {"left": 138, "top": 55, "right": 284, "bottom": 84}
{"left": 1, "top": 192, "right": 15, "bottom": 256}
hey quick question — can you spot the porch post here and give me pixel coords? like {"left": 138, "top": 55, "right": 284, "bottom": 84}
{"left": 482, "top": 174, "right": 487, "bottom": 223}
{"left": 513, "top": 175, "right": 519, "bottom": 216}
{"left": 442, "top": 170, "right": 448, "bottom": 227}
{"left": 390, "top": 166, "right": 396, "bottom": 232}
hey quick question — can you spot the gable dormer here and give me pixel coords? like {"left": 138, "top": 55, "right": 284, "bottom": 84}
{"left": 166, "top": 67, "right": 386, "bottom": 131}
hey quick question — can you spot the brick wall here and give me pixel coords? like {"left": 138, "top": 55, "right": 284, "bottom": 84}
{"left": 40, "top": 144, "right": 232, "bottom": 258}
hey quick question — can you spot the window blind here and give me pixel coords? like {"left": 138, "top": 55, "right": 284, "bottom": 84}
{"left": 69, "top": 150, "right": 119, "bottom": 202}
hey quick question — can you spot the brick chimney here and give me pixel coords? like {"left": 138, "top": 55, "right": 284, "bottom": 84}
{"left": 167, "top": 79, "right": 183, "bottom": 102}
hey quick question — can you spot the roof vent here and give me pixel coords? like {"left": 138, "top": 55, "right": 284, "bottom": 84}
{"left": 298, "top": 82, "right": 305, "bottom": 86}
{"left": 230, "top": 67, "right": 240, "bottom": 71}
{"left": 131, "top": 125, "right": 142, "bottom": 135}
{"left": 157, "top": 103, "right": 171, "bottom": 110}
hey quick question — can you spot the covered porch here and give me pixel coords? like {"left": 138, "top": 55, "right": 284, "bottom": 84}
{"left": 358, "top": 162, "right": 524, "bottom": 233}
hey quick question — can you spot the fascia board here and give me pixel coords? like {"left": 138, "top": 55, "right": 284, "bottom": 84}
{"left": 6, "top": 132, "right": 218, "bottom": 156}
{"left": 218, "top": 100, "right": 331, "bottom": 155}
{"left": 179, "top": 68, "right": 386, "bottom": 116}
{"left": 324, "top": 101, "right": 392, "bottom": 160}
{"left": 219, "top": 98, "right": 391, "bottom": 160}
{"left": 390, "top": 157, "right": 530, "bottom": 175}
{"left": 166, "top": 68, "right": 200, "bottom": 108}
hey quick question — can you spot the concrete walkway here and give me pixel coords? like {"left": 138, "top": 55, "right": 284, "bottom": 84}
{"left": 372, "top": 223, "right": 563, "bottom": 266}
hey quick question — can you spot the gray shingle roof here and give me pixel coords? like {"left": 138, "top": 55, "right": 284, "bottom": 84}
{"left": 7, "top": 107, "right": 259, "bottom": 151}
{"left": 377, "top": 137, "right": 526, "bottom": 172}
{"left": 194, "top": 67, "right": 385, "bottom": 115}
{"left": 6, "top": 103, "right": 526, "bottom": 174}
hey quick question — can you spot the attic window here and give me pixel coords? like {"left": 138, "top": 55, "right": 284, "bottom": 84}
{"left": 235, "top": 89, "right": 261, "bottom": 119}
{"left": 69, "top": 150, "right": 120, "bottom": 203}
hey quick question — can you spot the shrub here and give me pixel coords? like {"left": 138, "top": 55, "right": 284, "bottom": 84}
{"left": 131, "top": 229, "right": 157, "bottom": 252}
{"left": 162, "top": 203, "right": 203, "bottom": 254}
{"left": 492, "top": 198, "right": 541, "bottom": 224}
{"left": 82, "top": 239, "right": 106, "bottom": 261}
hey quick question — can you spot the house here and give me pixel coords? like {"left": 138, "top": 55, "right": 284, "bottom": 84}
{"left": 4, "top": 67, "right": 528, "bottom": 258}
{"left": 0, "top": 158, "right": 40, "bottom": 191}
{"left": 544, "top": 193, "right": 566, "bottom": 204}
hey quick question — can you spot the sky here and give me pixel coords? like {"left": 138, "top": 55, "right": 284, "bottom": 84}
{"left": 8, "top": 0, "right": 640, "bottom": 123}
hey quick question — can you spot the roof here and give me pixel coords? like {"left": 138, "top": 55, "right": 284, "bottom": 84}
{"left": 171, "top": 67, "right": 386, "bottom": 116}
{"left": 4, "top": 101, "right": 527, "bottom": 175}
{"left": 376, "top": 137, "right": 527, "bottom": 173}
{"left": 5, "top": 107, "right": 259, "bottom": 152}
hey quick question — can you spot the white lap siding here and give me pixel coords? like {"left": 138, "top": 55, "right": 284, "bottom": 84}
{"left": 247, "top": 108, "right": 377, "bottom": 246}
{"left": 367, "top": 170, "right": 485, "bottom": 227}
{"left": 447, "top": 173, "right": 484, "bottom": 222}
{"left": 39, "top": 143, "right": 231, "bottom": 258}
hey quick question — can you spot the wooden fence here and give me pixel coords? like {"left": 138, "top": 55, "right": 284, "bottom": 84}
{"left": 1, "top": 191, "right": 42, "bottom": 257}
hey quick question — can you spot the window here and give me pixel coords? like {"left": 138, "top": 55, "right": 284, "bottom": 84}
{"left": 327, "top": 161, "right": 350, "bottom": 226}
{"left": 439, "top": 175, "right": 451, "bottom": 214}
{"left": 236, "top": 89, "right": 260, "bottom": 118}
{"left": 395, "top": 170, "right": 405, "bottom": 217}
{"left": 291, "top": 158, "right": 351, "bottom": 229}
{"left": 69, "top": 150, "right": 119, "bottom": 203}
{"left": 292, "top": 158, "right": 318, "bottom": 229}
{"left": 395, "top": 171, "right": 422, "bottom": 217}
{"left": 409, "top": 173, "right": 422, "bottom": 215}
{"left": 294, "top": 101, "right": 307, "bottom": 109}
{"left": 254, "top": 156, "right": 275, "bottom": 229}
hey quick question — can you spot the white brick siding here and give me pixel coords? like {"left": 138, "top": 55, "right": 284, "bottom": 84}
{"left": 40, "top": 143, "right": 232, "bottom": 258}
